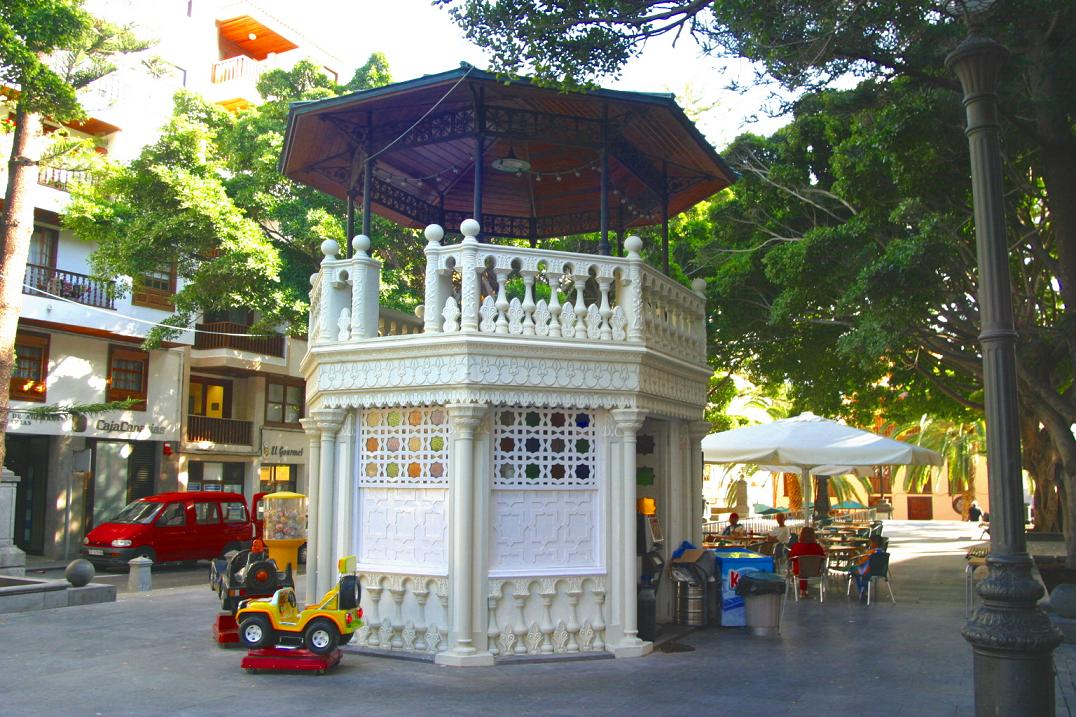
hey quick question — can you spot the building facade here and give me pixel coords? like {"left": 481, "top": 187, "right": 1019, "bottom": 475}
{"left": 2, "top": 0, "right": 341, "bottom": 559}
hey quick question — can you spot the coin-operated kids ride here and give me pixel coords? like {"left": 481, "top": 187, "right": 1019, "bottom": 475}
{"left": 261, "top": 491, "right": 307, "bottom": 571}
{"left": 210, "top": 539, "right": 295, "bottom": 613}
{"left": 237, "top": 555, "right": 362, "bottom": 673}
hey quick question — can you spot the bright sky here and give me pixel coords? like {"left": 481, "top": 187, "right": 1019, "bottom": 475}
{"left": 278, "top": 0, "right": 793, "bottom": 151}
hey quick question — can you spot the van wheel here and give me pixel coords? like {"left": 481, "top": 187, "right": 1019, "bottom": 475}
{"left": 239, "top": 615, "right": 274, "bottom": 649}
{"left": 303, "top": 618, "right": 339, "bottom": 655}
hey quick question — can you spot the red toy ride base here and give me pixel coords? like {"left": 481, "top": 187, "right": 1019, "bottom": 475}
{"left": 241, "top": 647, "right": 342, "bottom": 675}
{"left": 213, "top": 612, "right": 239, "bottom": 645}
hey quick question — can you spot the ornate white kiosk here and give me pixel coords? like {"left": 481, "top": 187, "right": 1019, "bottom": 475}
{"left": 300, "top": 221, "right": 710, "bottom": 664}
{"left": 283, "top": 67, "right": 732, "bottom": 665}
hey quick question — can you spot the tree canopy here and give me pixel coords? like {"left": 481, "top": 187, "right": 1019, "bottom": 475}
{"left": 65, "top": 53, "right": 426, "bottom": 344}
{"left": 444, "top": 0, "right": 1076, "bottom": 541}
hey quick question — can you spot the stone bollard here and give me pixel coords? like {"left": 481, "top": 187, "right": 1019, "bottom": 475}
{"left": 128, "top": 555, "right": 153, "bottom": 592}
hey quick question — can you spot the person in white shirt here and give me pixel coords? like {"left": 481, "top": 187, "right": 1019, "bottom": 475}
{"left": 768, "top": 513, "right": 792, "bottom": 544}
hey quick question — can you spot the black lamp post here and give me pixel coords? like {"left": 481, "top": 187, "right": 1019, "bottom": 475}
{"left": 945, "top": 3, "right": 1062, "bottom": 715}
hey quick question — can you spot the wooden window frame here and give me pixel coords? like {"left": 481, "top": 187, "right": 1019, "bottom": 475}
{"left": 11, "top": 331, "right": 50, "bottom": 402}
{"left": 107, "top": 345, "right": 149, "bottom": 410}
{"left": 132, "top": 264, "right": 176, "bottom": 310}
{"left": 29, "top": 224, "right": 59, "bottom": 269}
{"left": 188, "top": 375, "right": 233, "bottom": 419}
{"left": 264, "top": 378, "right": 305, "bottom": 428}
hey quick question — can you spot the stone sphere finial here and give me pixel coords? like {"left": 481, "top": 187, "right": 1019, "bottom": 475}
{"left": 424, "top": 224, "right": 444, "bottom": 244}
{"left": 352, "top": 234, "right": 371, "bottom": 256}
{"left": 691, "top": 278, "right": 707, "bottom": 295}
{"left": 320, "top": 238, "right": 339, "bottom": 259}
{"left": 65, "top": 559, "right": 95, "bottom": 587}
{"left": 309, "top": 273, "right": 318, "bottom": 286}
{"left": 460, "top": 218, "right": 481, "bottom": 240}
{"left": 624, "top": 235, "right": 643, "bottom": 256}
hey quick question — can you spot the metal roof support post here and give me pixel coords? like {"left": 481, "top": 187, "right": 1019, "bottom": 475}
{"left": 361, "top": 112, "right": 373, "bottom": 239}
{"left": 599, "top": 105, "right": 611, "bottom": 256}
{"left": 472, "top": 86, "right": 485, "bottom": 242}
{"left": 661, "top": 161, "right": 670, "bottom": 275}
{"left": 346, "top": 193, "right": 355, "bottom": 243}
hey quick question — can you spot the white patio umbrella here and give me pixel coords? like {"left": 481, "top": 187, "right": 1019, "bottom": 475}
{"left": 701, "top": 412, "right": 942, "bottom": 522}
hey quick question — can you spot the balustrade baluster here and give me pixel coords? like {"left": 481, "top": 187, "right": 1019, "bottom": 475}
{"left": 494, "top": 268, "right": 510, "bottom": 334}
{"left": 597, "top": 277, "right": 613, "bottom": 341}
{"left": 521, "top": 271, "right": 537, "bottom": 336}
{"left": 572, "top": 274, "right": 588, "bottom": 339}
{"left": 546, "top": 271, "right": 563, "bottom": 337}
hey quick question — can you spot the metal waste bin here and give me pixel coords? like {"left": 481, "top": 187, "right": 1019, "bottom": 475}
{"left": 735, "top": 572, "right": 786, "bottom": 636}
{"left": 672, "top": 568, "right": 707, "bottom": 626}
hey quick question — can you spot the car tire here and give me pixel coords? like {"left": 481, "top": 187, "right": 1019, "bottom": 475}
{"left": 245, "top": 560, "right": 277, "bottom": 594}
{"left": 303, "top": 618, "right": 339, "bottom": 655}
{"left": 239, "top": 615, "right": 273, "bottom": 649}
{"left": 338, "top": 575, "right": 360, "bottom": 610}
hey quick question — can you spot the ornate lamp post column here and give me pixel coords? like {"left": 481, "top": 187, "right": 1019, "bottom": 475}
{"left": 945, "top": 6, "right": 1061, "bottom": 715}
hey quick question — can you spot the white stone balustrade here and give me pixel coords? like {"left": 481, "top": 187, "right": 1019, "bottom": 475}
{"left": 307, "top": 220, "right": 706, "bottom": 364}
{"left": 353, "top": 572, "right": 450, "bottom": 654}
{"left": 486, "top": 575, "right": 607, "bottom": 656}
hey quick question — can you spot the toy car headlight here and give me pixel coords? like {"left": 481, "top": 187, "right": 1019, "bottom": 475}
{"left": 111, "top": 539, "right": 132, "bottom": 547}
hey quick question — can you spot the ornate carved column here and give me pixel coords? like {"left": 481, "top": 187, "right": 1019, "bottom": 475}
{"left": 422, "top": 224, "right": 445, "bottom": 333}
{"left": 947, "top": 28, "right": 1061, "bottom": 715}
{"left": 458, "top": 220, "right": 481, "bottom": 333}
{"left": 305, "top": 408, "right": 344, "bottom": 600}
{"left": 610, "top": 408, "right": 650, "bottom": 658}
{"left": 437, "top": 403, "right": 494, "bottom": 666}
{"left": 349, "top": 236, "right": 380, "bottom": 340}
{"left": 688, "top": 421, "right": 711, "bottom": 547}
{"left": 299, "top": 418, "right": 321, "bottom": 602}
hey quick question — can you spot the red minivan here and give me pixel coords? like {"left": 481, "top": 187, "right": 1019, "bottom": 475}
{"left": 81, "top": 491, "right": 253, "bottom": 569}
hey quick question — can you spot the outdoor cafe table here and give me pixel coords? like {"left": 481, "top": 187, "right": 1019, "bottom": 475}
{"left": 824, "top": 544, "right": 861, "bottom": 572}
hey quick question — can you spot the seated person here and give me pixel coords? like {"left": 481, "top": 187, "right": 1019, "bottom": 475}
{"left": 722, "top": 512, "right": 747, "bottom": 537}
{"left": 789, "top": 526, "right": 826, "bottom": 598}
{"left": 849, "top": 535, "right": 885, "bottom": 600}
{"left": 768, "top": 513, "right": 792, "bottom": 544}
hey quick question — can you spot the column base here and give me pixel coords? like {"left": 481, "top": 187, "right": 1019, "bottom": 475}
{"left": 434, "top": 649, "right": 495, "bottom": 667}
{"left": 0, "top": 545, "right": 26, "bottom": 576}
{"left": 611, "top": 638, "right": 653, "bottom": 659}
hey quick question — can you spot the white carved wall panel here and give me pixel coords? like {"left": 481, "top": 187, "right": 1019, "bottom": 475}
{"left": 356, "top": 487, "right": 447, "bottom": 571}
{"left": 490, "top": 408, "right": 602, "bottom": 574}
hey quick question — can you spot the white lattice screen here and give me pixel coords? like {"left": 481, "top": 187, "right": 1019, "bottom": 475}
{"left": 491, "top": 408, "right": 602, "bottom": 573}
{"left": 359, "top": 407, "right": 449, "bottom": 486}
{"left": 493, "top": 408, "right": 597, "bottom": 488}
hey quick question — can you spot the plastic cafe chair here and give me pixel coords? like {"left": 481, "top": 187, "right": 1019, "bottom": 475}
{"left": 846, "top": 552, "right": 896, "bottom": 605}
{"left": 786, "top": 554, "right": 826, "bottom": 603}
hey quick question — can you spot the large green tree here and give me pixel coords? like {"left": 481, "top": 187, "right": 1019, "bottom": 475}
{"left": 445, "top": 0, "right": 1076, "bottom": 556}
{"left": 0, "top": 0, "right": 146, "bottom": 466}
{"left": 66, "top": 54, "right": 426, "bottom": 345}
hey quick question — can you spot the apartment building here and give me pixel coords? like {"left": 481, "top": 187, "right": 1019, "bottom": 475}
{"left": 3, "top": 0, "right": 341, "bottom": 559}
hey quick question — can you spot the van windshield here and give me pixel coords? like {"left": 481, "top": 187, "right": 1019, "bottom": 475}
{"left": 112, "top": 501, "right": 163, "bottom": 524}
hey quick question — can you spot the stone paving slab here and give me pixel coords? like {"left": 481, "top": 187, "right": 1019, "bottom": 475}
{"left": 0, "top": 521, "right": 1063, "bottom": 716}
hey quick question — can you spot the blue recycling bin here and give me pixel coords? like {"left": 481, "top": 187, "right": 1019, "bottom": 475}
{"left": 711, "top": 549, "right": 775, "bottom": 627}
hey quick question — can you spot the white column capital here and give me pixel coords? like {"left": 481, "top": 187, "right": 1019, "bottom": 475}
{"left": 446, "top": 404, "right": 488, "bottom": 435}
{"left": 306, "top": 408, "right": 345, "bottom": 435}
{"left": 610, "top": 408, "right": 647, "bottom": 435}
{"left": 688, "top": 420, "right": 712, "bottom": 443}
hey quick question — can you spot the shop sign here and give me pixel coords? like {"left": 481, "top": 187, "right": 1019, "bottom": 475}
{"left": 263, "top": 444, "right": 304, "bottom": 459}
{"left": 96, "top": 419, "right": 166, "bottom": 435}
{"left": 261, "top": 427, "right": 306, "bottom": 463}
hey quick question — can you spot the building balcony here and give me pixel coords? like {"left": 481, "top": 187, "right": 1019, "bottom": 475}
{"left": 23, "top": 263, "right": 115, "bottom": 309}
{"left": 37, "top": 166, "right": 94, "bottom": 193}
{"left": 194, "top": 321, "right": 285, "bottom": 357}
{"left": 303, "top": 221, "right": 710, "bottom": 420}
{"left": 186, "top": 415, "right": 253, "bottom": 446}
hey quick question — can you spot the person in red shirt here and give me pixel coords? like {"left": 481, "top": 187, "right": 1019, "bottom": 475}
{"left": 788, "top": 526, "right": 826, "bottom": 597}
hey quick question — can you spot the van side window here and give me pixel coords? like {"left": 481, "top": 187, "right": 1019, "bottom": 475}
{"left": 222, "top": 502, "right": 247, "bottom": 523}
{"left": 194, "top": 502, "right": 220, "bottom": 525}
{"left": 158, "top": 503, "right": 186, "bottom": 527}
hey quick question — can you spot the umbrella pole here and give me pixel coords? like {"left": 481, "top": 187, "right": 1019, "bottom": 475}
{"left": 800, "top": 468, "right": 810, "bottom": 525}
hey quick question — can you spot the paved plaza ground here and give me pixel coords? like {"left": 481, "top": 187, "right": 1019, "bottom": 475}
{"left": 1, "top": 521, "right": 1069, "bottom": 716}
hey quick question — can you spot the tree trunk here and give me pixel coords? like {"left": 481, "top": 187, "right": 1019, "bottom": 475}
{"left": 1020, "top": 409, "right": 1061, "bottom": 531}
{"left": 0, "top": 106, "right": 44, "bottom": 469}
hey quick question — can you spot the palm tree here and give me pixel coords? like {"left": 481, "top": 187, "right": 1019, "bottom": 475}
{"left": 880, "top": 416, "right": 986, "bottom": 514}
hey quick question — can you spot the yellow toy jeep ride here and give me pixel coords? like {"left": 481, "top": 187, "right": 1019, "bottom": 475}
{"left": 236, "top": 556, "right": 362, "bottom": 655}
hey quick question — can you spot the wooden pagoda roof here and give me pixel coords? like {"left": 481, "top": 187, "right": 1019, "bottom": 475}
{"left": 280, "top": 65, "right": 736, "bottom": 240}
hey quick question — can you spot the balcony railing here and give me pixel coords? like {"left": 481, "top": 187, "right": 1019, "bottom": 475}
{"left": 23, "top": 263, "right": 115, "bottom": 309}
{"left": 308, "top": 220, "right": 708, "bottom": 364}
{"left": 187, "top": 415, "right": 253, "bottom": 446}
{"left": 37, "top": 166, "right": 94, "bottom": 193}
{"left": 211, "top": 55, "right": 259, "bottom": 84}
{"left": 193, "top": 322, "right": 285, "bottom": 357}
